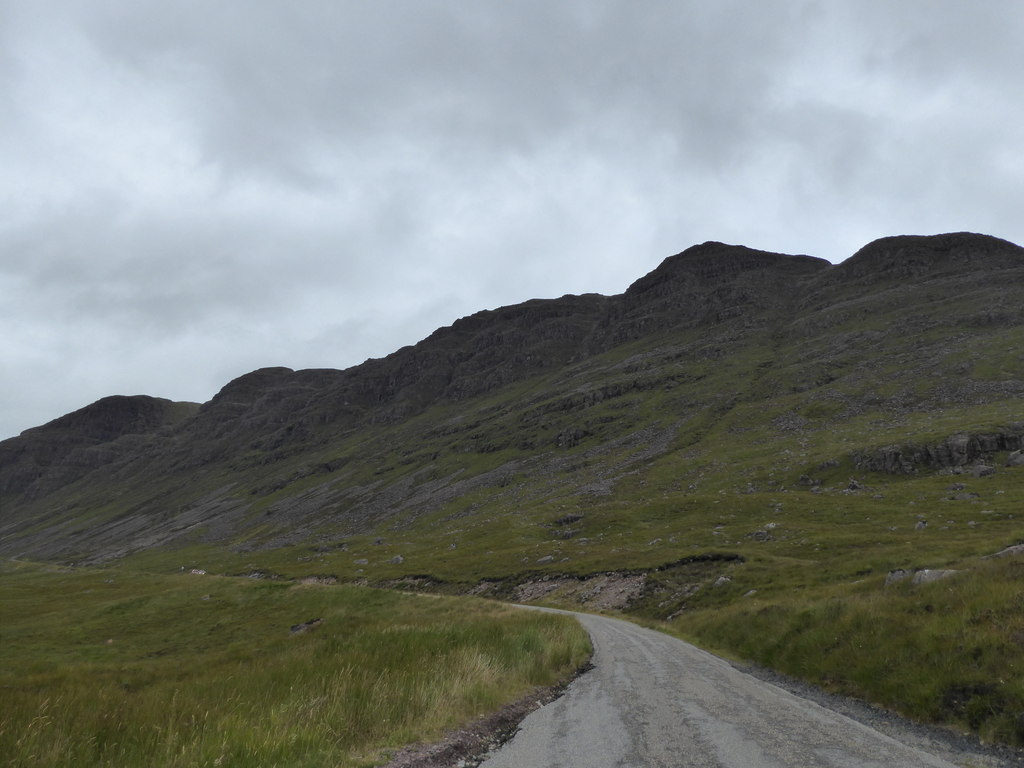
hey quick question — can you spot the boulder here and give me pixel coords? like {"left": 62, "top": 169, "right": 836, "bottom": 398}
{"left": 885, "top": 569, "right": 909, "bottom": 586}
{"left": 911, "top": 569, "right": 960, "bottom": 585}
{"left": 983, "top": 543, "right": 1024, "bottom": 559}
{"left": 886, "top": 568, "right": 961, "bottom": 586}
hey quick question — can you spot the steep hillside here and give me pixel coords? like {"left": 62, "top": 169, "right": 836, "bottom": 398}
{"left": 1, "top": 232, "right": 1021, "bottom": 567}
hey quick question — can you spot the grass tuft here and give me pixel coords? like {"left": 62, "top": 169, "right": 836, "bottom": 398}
{"left": 0, "top": 561, "right": 590, "bottom": 767}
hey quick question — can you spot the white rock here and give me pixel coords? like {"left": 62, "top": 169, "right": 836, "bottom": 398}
{"left": 911, "top": 569, "right": 960, "bottom": 585}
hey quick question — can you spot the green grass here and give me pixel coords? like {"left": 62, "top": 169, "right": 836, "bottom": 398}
{"left": 0, "top": 561, "right": 591, "bottom": 768}
{"left": 674, "top": 555, "right": 1024, "bottom": 745}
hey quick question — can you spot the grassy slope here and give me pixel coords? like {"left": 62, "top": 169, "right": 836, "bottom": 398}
{"left": 0, "top": 561, "right": 590, "bottom": 768}
{"left": 678, "top": 555, "right": 1024, "bottom": 745}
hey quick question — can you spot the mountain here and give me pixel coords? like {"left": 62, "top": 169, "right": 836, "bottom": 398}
{"left": 6, "top": 230, "right": 1024, "bottom": 747}
{"left": 1, "top": 232, "right": 1022, "bottom": 568}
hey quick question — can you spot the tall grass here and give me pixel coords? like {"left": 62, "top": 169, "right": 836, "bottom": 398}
{"left": 0, "top": 562, "right": 590, "bottom": 767}
{"left": 676, "top": 556, "right": 1024, "bottom": 745}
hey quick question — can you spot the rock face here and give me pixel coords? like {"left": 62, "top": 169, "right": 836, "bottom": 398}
{"left": 820, "top": 232, "right": 1024, "bottom": 285}
{"left": 0, "top": 395, "right": 199, "bottom": 498}
{"left": 854, "top": 430, "right": 1024, "bottom": 475}
{"left": 616, "top": 242, "right": 828, "bottom": 338}
{"left": 1, "top": 232, "right": 1022, "bottom": 561}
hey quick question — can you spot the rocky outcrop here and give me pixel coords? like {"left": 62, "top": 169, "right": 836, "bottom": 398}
{"left": 983, "top": 544, "right": 1024, "bottom": 559}
{"left": 289, "top": 617, "right": 323, "bottom": 634}
{"left": 803, "top": 232, "right": 1024, "bottom": 308}
{"left": 612, "top": 242, "right": 828, "bottom": 341}
{"left": 854, "top": 428, "right": 1024, "bottom": 474}
{"left": 0, "top": 395, "right": 198, "bottom": 497}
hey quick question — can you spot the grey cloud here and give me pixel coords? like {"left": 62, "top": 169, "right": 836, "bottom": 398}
{"left": 2, "top": 1, "right": 1022, "bottom": 438}
{"left": 73, "top": 2, "right": 814, "bottom": 179}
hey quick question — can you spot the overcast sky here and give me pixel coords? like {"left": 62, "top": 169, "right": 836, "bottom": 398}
{"left": 2, "top": 1, "right": 1022, "bottom": 440}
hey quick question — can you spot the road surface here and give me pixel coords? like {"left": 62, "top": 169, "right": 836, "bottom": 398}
{"left": 481, "top": 611, "right": 988, "bottom": 768}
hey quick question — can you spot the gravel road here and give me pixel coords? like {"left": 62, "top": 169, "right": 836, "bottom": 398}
{"left": 480, "top": 611, "right": 1011, "bottom": 768}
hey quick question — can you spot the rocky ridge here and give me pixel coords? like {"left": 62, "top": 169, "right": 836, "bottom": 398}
{"left": 1, "top": 231, "right": 1022, "bottom": 561}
